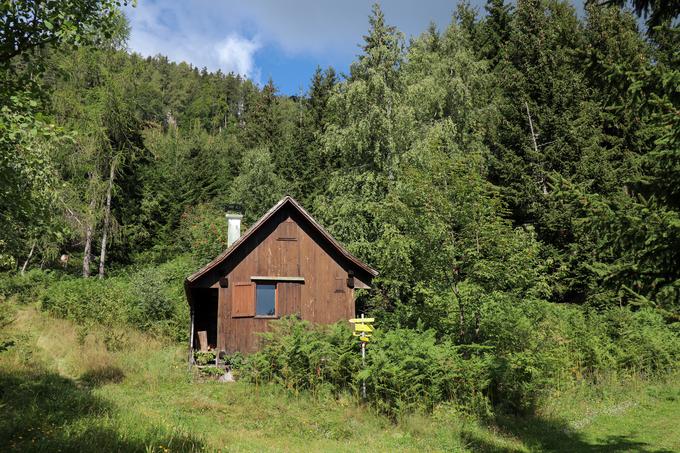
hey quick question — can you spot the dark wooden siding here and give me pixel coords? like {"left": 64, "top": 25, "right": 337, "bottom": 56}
{"left": 205, "top": 206, "right": 355, "bottom": 353}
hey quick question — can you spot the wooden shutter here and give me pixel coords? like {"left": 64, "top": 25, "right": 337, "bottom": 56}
{"left": 232, "top": 283, "right": 255, "bottom": 317}
{"left": 277, "top": 282, "right": 301, "bottom": 316}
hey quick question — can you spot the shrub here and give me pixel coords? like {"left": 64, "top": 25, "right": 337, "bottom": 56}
{"left": 0, "top": 300, "right": 16, "bottom": 329}
{"left": 223, "top": 351, "right": 245, "bottom": 369}
{"left": 477, "top": 298, "right": 680, "bottom": 413}
{"left": 36, "top": 255, "right": 194, "bottom": 342}
{"left": 242, "top": 317, "right": 358, "bottom": 394}
{"left": 128, "top": 255, "right": 195, "bottom": 341}
{"left": 478, "top": 298, "right": 587, "bottom": 413}
{"left": 361, "top": 328, "right": 492, "bottom": 418}
{"left": 39, "top": 277, "right": 133, "bottom": 328}
{"left": 0, "top": 269, "right": 61, "bottom": 304}
{"left": 194, "top": 350, "right": 216, "bottom": 366}
{"left": 242, "top": 318, "right": 493, "bottom": 418}
{"left": 0, "top": 301, "right": 17, "bottom": 352}
{"left": 605, "top": 308, "right": 680, "bottom": 375}
{"left": 241, "top": 304, "right": 680, "bottom": 418}
{"left": 199, "top": 366, "right": 224, "bottom": 377}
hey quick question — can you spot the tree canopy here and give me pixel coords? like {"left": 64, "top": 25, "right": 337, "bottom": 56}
{"left": 1, "top": 0, "right": 678, "bottom": 319}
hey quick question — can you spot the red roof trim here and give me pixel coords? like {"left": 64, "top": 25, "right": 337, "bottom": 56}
{"left": 185, "top": 196, "right": 378, "bottom": 285}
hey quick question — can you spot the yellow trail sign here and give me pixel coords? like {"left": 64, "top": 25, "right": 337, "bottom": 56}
{"left": 353, "top": 323, "right": 373, "bottom": 333}
{"left": 350, "top": 314, "right": 376, "bottom": 399}
{"left": 349, "top": 318, "right": 375, "bottom": 323}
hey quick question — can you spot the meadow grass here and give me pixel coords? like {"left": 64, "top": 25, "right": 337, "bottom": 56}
{"left": 0, "top": 304, "right": 677, "bottom": 452}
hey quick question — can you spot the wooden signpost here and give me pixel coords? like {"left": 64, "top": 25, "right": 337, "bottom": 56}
{"left": 349, "top": 314, "right": 375, "bottom": 399}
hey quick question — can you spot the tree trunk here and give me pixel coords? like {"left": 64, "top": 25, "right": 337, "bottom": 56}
{"left": 20, "top": 241, "right": 36, "bottom": 276}
{"left": 456, "top": 285, "right": 465, "bottom": 341}
{"left": 451, "top": 271, "right": 465, "bottom": 341}
{"left": 82, "top": 194, "right": 97, "bottom": 278}
{"left": 525, "top": 101, "right": 539, "bottom": 155}
{"left": 98, "top": 159, "right": 116, "bottom": 279}
{"left": 525, "top": 102, "right": 548, "bottom": 195}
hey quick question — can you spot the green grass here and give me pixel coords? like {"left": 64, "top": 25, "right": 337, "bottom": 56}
{"left": 494, "top": 378, "right": 680, "bottom": 452}
{"left": 0, "top": 304, "right": 678, "bottom": 452}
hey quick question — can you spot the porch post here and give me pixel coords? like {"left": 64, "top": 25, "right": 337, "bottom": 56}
{"left": 188, "top": 305, "right": 195, "bottom": 365}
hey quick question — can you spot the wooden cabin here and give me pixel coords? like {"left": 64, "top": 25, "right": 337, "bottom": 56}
{"left": 184, "top": 196, "right": 378, "bottom": 356}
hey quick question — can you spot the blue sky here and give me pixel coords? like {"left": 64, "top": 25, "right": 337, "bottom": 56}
{"left": 123, "top": 1, "right": 584, "bottom": 95}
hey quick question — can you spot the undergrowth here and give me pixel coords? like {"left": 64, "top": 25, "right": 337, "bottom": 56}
{"left": 0, "top": 302, "right": 678, "bottom": 452}
{"left": 241, "top": 306, "right": 680, "bottom": 419}
{"left": 2, "top": 266, "right": 679, "bottom": 422}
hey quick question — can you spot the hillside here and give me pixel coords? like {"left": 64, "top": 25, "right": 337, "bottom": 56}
{"left": 1, "top": 302, "right": 678, "bottom": 452}
{"left": 2, "top": 1, "right": 679, "bottom": 451}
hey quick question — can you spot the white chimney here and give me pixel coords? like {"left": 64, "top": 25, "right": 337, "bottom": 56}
{"left": 226, "top": 213, "right": 242, "bottom": 247}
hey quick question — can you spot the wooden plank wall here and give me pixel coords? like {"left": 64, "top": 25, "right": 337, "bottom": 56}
{"left": 211, "top": 206, "right": 354, "bottom": 353}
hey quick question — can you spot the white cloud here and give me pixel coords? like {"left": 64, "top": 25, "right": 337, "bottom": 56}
{"left": 123, "top": 0, "right": 459, "bottom": 64}
{"left": 123, "top": 1, "right": 261, "bottom": 80}
{"left": 209, "top": 0, "right": 460, "bottom": 57}
{"left": 123, "top": 0, "right": 504, "bottom": 86}
{"left": 214, "top": 34, "right": 261, "bottom": 78}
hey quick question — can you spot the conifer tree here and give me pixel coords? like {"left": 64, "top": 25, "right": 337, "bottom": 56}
{"left": 228, "top": 147, "right": 287, "bottom": 224}
{"left": 308, "top": 66, "right": 337, "bottom": 131}
{"left": 242, "top": 78, "right": 280, "bottom": 149}
{"left": 477, "top": 0, "right": 513, "bottom": 64}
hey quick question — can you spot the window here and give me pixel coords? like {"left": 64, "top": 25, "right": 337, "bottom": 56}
{"left": 256, "top": 283, "right": 276, "bottom": 317}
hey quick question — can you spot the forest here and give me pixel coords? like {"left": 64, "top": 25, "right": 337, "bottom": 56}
{"left": 1, "top": 0, "right": 679, "bottom": 451}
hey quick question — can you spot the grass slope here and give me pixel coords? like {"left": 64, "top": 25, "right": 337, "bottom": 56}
{"left": 0, "top": 305, "right": 678, "bottom": 452}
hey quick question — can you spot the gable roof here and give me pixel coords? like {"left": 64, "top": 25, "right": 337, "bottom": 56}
{"left": 185, "top": 196, "right": 378, "bottom": 285}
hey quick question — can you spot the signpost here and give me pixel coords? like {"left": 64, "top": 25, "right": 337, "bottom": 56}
{"left": 349, "top": 314, "right": 374, "bottom": 399}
